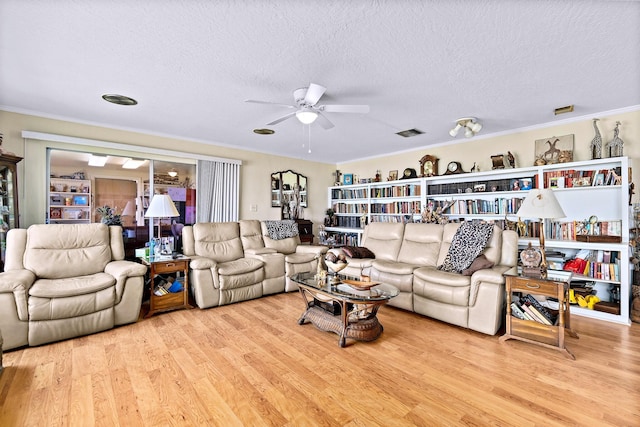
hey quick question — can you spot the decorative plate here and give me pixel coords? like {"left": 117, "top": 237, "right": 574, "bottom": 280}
{"left": 342, "top": 279, "right": 380, "bottom": 290}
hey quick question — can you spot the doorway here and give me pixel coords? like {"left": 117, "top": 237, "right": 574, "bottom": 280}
{"left": 94, "top": 178, "right": 137, "bottom": 227}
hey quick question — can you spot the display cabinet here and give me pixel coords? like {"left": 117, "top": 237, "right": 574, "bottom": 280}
{"left": 0, "top": 153, "right": 23, "bottom": 270}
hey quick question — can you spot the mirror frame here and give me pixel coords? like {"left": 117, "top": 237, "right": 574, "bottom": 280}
{"left": 271, "top": 169, "right": 307, "bottom": 214}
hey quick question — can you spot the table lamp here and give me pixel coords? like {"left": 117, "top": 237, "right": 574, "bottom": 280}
{"left": 516, "top": 188, "right": 566, "bottom": 278}
{"left": 121, "top": 200, "right": 137, "bottom": 237}
{"left": 144, "top": 194, "right": 180, "bottom": 254}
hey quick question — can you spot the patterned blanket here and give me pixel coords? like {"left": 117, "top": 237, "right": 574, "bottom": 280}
{"left": 438, "top": 222, "right": 494, "bottom": 273}
{"left": 264, "top": 220, "right": 299, "bottom": 240}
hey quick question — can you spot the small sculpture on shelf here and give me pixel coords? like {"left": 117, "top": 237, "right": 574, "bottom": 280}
{"left": 420, "top": 200, "right": 453, "bottom": 224}
{"left": 590, "top": 118, "right": 603, "bottom": 160}
{"left": 606, "top": 121, "right": 624, "bottom": 157}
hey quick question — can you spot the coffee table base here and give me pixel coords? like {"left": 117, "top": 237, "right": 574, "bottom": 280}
{"left": 298, "top": 305, "right": 383, "bottom": 347}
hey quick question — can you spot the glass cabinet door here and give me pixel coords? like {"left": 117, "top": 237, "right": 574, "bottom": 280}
{"left": 0, "top": 153, "right": 23, "bottom": 270}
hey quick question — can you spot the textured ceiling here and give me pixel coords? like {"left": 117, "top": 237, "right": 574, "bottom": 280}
{"left": 1, "top": 1, "right": 639, "bottom": 164}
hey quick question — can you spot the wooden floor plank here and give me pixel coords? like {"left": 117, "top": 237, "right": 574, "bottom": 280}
{"left": 1, "top": 291, "right": 639, "bottom": 426}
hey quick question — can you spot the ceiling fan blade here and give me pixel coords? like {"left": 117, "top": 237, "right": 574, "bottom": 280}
{"left": 304, "top": 83, "right": 326, "bottom": 106}
{"left": 316, "top": 112, "right": 335, "bottom": 130}
{"left": 267, "top": 111, "right": 296, "bottom": 125}
{"left": 320, "top": 104, "right": 370, "bottom": 114}
{"left": 245, "top": 99, "right": 295, "bottom": 109}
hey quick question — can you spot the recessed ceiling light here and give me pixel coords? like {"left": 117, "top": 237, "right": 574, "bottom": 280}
{"left": 88, "top": 155, "right": 108, "bottom": 167}
{"left": 102, "top": 94, "right": 138, "bottom": 106}
{"left": 396, "top": 128, "right": 424, "bottom": 138}
{"left": 122, "top": 158, "right": 145, "bottom": 169}
{"left": 253, "top": 128, "right": 275, "bottom": 135}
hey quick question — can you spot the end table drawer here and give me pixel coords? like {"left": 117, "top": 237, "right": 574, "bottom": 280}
{"left": 510, "top": 277, "right": 558, "bottom": 295}
{"left": 152, "top": 260, "right": 189, "bottom": 274}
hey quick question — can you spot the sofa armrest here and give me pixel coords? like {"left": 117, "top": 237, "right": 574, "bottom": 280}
{"left": 0, "top": 269, "right": 36, "bottom": 321}
{"left": 295, "top": 245, "right": 328, "bottom": 256}
{"left": 189, "top": 256, "right": 218, "bottom": 270}
{"left": 105, "top": 260, "right": 148, "bottom": 303}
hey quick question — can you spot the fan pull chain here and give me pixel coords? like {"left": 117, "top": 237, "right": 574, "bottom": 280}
{"left": 307, "top": 124, "right": 312, "bottom": 154}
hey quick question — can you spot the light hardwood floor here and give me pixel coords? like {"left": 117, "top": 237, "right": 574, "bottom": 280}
{"left": 1, "top": 292, "right": 639, "bottom": 426}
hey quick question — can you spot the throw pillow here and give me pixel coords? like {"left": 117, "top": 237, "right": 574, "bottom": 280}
{"left": 438, "top": 222, "right": 494, "bottom": 273}
{"left": 342, "top": 246, "right": 375, "bottom": 259}
{"left": 462, "top": 254, "right": 495, "bottom": 276}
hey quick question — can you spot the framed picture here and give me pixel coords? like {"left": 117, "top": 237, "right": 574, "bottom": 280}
{"left": 534, "top": 134, "right": 574, "bottom": 165}
{"left": 549, "top": 177, "right": 565, "bottom": 189}
{"left": 510, "top": 179, "right": 521, "bottom": 191}
{"left": 575, "top": 176, "right": 591, "bottom": 187}
{"left": 389, "top": 170, "right": 398, "bottom": 181}
{"left": 72, "top": 195, "right": 88, "bottom": 206}
{"left": 519, "top": 178, "right": 533, "bottom": 190}
{"left": 473, "top": 183, "right": 486, "bottom": 192}
{"left": 343, "top": 174, "right": 353, "bottom": 185}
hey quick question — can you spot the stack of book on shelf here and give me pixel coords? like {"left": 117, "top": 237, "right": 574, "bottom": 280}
{"left": 511, "top": 294, "right": 558, "bottom": 325}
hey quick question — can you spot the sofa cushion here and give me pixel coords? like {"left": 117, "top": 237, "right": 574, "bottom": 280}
{"left": 24, "top": 224, "right": 112, "bottom": 279}
{"left": 217, "top": 258, "right": 264, "bottom": 276}
{"left": 239, "top": 220, "right": 265, "bottom": 250}
{"left": 342, "top": 246, "right": 375, "bottom": 259}
{"left": 396, "top": 223, "right": 443, "bottom": 266}
{"left": 372, "top": 259, "right": 416, "bottom": 275}
{"left": 29, "top": 273, "right": 116, "bottom": 298}
{"left": 462, "top": 254, "right": 495, "bottom": 276}
{"left": 438, "top": 222, "right": 494, "bottom": 273}
{"left": 285, "top": 253, "right": 316, "bottom": 265}
{"left": 193, "top": 222, "right": 244, "bottom": 262}
{"left": 361, "top": 223, "right": 405, "bottom": 261}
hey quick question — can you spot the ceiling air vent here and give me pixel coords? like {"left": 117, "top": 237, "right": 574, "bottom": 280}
{"left": 253, "top": 128, "right": 275, "bottom": 135}
{"left": 396, "top": 128, "right": 424, "bottom": 138}
{"left": 554, "top": 105, "right": 574, "bottom": 115}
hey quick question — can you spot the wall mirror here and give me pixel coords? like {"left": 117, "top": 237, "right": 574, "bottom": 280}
{"left": 271, "top": 170, "right": 307, "bottom": 215}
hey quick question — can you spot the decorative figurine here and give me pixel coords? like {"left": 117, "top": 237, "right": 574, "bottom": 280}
{"left": 590, "top": 118, "right": 603, "bottom": 160}
{"left": 606, "top": 121, "right": 624, "bottom": 157}
{"left": 507, "top": 151, "right": 516, "bottom": 168}
{"left": 543, "top": 138, "right": 561, "bottom": 164}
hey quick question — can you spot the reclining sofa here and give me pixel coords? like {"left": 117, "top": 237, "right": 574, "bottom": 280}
{"left": 0, "top": 223, "right": 147, "bottom": 351}
{"left": 181, "top": 220, "right": 327, "bottom": 309}
{"left": 336, "top": 222, "right": 518, "bottom": 335}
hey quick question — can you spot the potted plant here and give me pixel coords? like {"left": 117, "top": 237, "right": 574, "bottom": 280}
{"left": 96, "top": 205, "right": 122, "bottom": 226}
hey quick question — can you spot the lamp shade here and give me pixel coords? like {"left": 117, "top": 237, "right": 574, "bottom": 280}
{"left": 144, "top": 194, "right": 180, "bottom": 218}
{"left": 516, "top": 188, "right": 566, "bottom": 219}
{"left": 122, "top": 200, "right": 136, "bottom": 216}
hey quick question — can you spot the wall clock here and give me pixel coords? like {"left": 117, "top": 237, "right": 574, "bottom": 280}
{"left": 419, "top": 155, "right": 439, "bottom": 177}
{"left": 444, "top": 161, "right": 465, "bottom": 175}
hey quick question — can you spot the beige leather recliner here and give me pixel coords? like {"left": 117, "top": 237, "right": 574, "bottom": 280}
{"left": 0, "top": 223, "right": 147, "bottom": 351}
{"left": 182, "top": 222, "right": 265, "bottom": 308}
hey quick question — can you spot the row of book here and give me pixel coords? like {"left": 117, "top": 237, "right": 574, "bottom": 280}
{"left": 370, "top": 184, "right": 421, "bottom": 198}
{"left": 332, "top": 203, "right": 367, "bottom": 214}
{"left": 511, "top": 294, "right": 557, "bottom": 325}
{"left": 370, "top": 201, "right": 422, "bottom": 214}
{"left": 434, "top": 197, "right": 524, "bottom": 215}
{"left": 370, "top": 215, "right": 418, "bottom": 223}
{"left": 331, "top": 188, "right": 368, "bottom": 199}
{"left": 547, "top": 219, "right": 622, "bottom": 240}
{"left": 427, "top": 176, "right": 538, "bottom": 195}
{"left": 333, "top": 216, "right": 363, "bottom": 228}
{"left": 581, "top": 259, "right": 621, "bottom": 282}
{"left": 543, "top": 167, "right": 621, "bottom": 188}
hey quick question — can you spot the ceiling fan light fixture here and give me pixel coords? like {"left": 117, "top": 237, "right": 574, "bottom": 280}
{"left": 296, "top": 108, "right": 318, "bottom": 124}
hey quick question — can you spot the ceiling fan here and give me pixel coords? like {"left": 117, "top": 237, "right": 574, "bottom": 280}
{"left": 245, "top": 83, "right": 370, "bottom": 129}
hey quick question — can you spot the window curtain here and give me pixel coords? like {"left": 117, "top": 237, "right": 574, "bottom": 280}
{"left": 196, "top": 160, "right": 240, "bottom": 222}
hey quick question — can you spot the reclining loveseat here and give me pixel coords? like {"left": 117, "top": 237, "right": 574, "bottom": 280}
{"left": 334, "top": 222, "right": 518, "bottom": 335}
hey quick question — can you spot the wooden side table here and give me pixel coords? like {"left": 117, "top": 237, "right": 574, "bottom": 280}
{"left": 140, "top": 256, "right": 192, "bottom": 318}
{"left": 500, "top": 273, "right": 579, "bottom": 359}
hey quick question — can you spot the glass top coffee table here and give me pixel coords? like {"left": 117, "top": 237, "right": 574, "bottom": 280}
{"left": 291, "top": 272, "right": 399, "bottom": 347}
